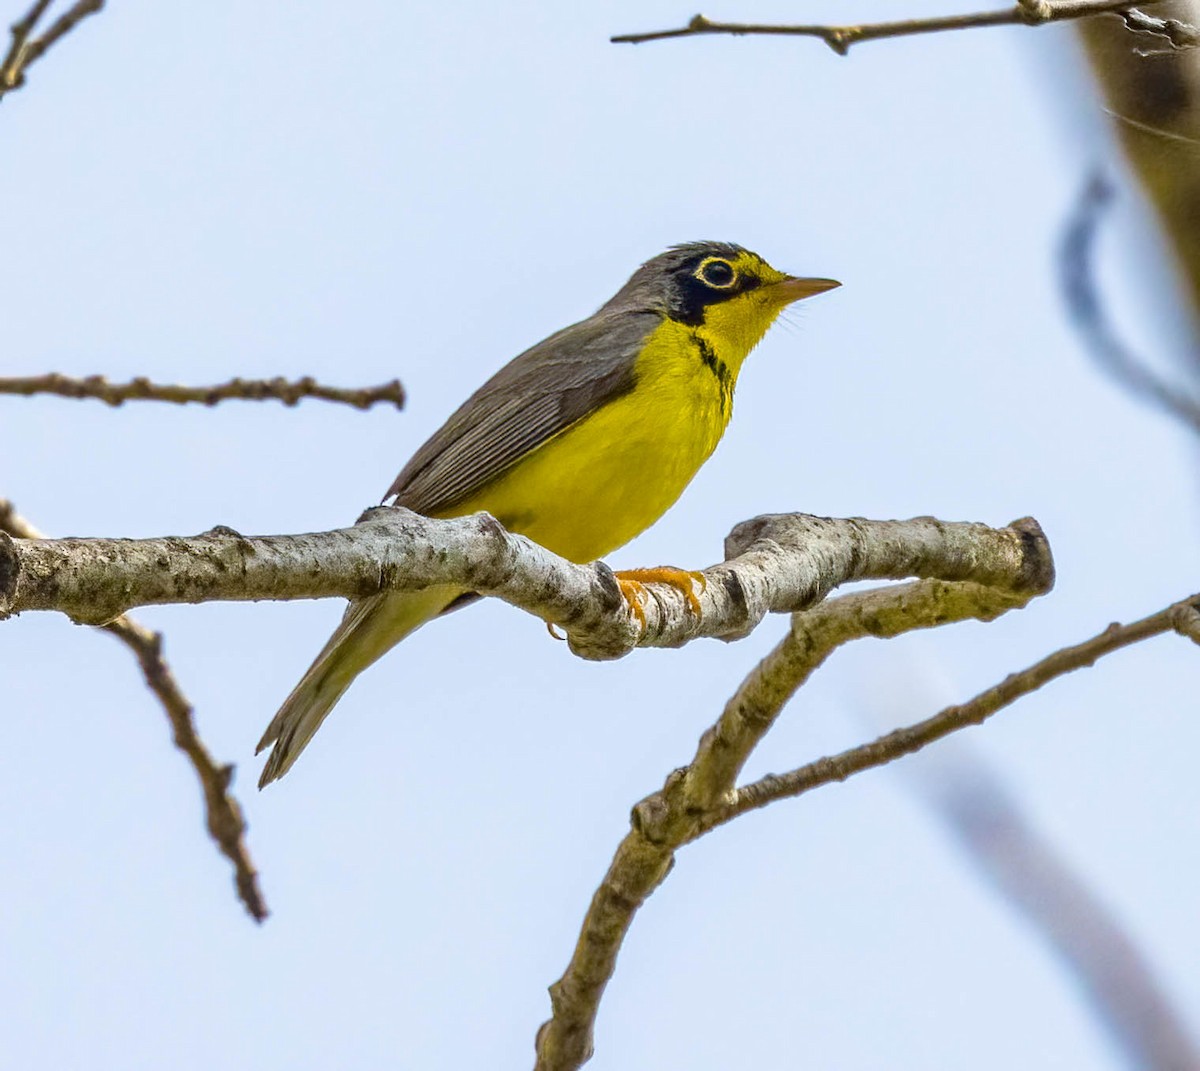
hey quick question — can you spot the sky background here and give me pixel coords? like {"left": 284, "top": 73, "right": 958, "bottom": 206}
{"left": 3, "top": 2, "right": 1198, "bottom": 1068}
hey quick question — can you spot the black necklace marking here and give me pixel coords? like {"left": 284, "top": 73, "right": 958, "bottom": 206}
{"left": 693, "top": 333, "right": 733, "bottom": 415}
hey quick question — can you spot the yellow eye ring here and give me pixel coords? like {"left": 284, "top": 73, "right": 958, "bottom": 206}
{"left": 695, "top": 257, "right": 736, "bottom": 289}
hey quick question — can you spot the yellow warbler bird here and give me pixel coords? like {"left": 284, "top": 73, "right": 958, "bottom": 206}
{"left": 257, "top": 242, "right": 837, "bottom": 786}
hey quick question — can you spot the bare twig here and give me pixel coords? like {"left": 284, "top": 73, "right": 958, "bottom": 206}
{"left": 612, "top": 1, "right": 1162, "bottom": 53}
{"left": 0, "top": 0, "right": 102, "bottom": 99}
{"left": 534, "top": 575, "right": 1057, "bottom": 1071}
{"left": 705, "top": 594, "right": 1200, "bottom": 829}
{"left": 1060, "top": 172, "right": 1200, "bottom": 436}
{"left": 0, "top": 510, "right": 1054, "bottom": 663}
{"left": 920, "top": 758, "right": 1200, "bottom": 1069}
{"left": 1, "top": 372, "right": 406, "bottom": 411}
{"left": 0, "top": 498, "right": 267, "bottom": 922}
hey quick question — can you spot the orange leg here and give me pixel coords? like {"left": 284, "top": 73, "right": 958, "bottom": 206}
{"left": 614, "top": 566, "right": 707, "bottom": 627}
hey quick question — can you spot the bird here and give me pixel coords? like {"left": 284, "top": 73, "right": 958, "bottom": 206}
{"left": 256, "top": 241, "right": 838, "bottom": 786}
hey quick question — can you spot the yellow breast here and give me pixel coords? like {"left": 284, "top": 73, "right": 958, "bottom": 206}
{"left": 439, "top": 319, "right": 733, "bottom": 563}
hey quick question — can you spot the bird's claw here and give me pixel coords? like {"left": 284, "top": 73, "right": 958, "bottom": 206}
{"left": 614, "top": 566, "right": 707, "bottom": 631}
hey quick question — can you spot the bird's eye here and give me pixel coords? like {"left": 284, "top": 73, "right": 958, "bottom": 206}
{"left": 697, "top": 258, "right": 736, "bottom": 289}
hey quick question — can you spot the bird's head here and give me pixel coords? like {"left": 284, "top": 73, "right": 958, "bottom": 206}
{"left": 603, "top": 241, "right": 839, "bottom": 365}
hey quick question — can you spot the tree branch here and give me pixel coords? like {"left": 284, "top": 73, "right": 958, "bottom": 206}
{"left": 0, "top": 509, "right": 1053, "bottom": 662}
{"left": 0, "top": 499, "right": 267, "bottom": 922}
{"left": 0, "top": 372, "right": 406, "bottom": 410}
{"left": 533, "top": 573, "right": 1056, "bottom": 1070}
{"left": 705, "top": 594, "right": 1200, "bottom": 830}
{"left": 612, "top": 0, "right": 1167, "bottom": 53}
{"left": 0, "top": 0, "right": 102, "bottom": 99}
{"left": 535, "top": 585, "right": 1198, "bottom": 1070}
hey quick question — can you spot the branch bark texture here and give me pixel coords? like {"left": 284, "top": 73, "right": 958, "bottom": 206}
{"left": 0, "top": 508, "right": 1053, "bottom": 661}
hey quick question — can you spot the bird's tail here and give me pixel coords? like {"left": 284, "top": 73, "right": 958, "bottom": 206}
{"left": 256, "top": 585, "right": 459, "bottom": 787}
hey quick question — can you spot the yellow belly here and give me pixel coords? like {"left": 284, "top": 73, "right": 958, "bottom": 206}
{"left": 435, "top": 321, "right": 732, "bottom": 563}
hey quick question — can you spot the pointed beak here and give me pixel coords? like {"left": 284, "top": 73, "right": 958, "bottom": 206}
{"left": 771, "top": 276, "right": 841, "bottom": 304}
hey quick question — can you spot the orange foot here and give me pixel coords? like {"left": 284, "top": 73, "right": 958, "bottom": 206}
{"left": 614, "top": 567, "right": 707, "bottom": 629}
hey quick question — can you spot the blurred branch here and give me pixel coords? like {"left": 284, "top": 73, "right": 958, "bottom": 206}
{"left": 534, "top": 573, "right": 1059, "bottom": 1071}
{"left": 1060, "top": 173, "right": 1200, "bottom": 434}
{"left": 613, "top": 1, "right": 1166, "bottom": 53}
{"left": 921, "top": 756, "right": 1200, "bottom": 1070}
{"left": 0, "top": 0, "right": 102, "bottom": 100}
{"left": 0, "top": 498, "right": 267, "bottom": 923}
{"left": 0, "top": 509, "right": 1053, "bottom": 662}
{"left": 1, "top": 372, "right": 406, "bottom": 411}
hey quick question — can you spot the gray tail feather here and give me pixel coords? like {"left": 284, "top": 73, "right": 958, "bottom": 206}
{"left": 256, "top": 587, "right": 454, "bottom": 788}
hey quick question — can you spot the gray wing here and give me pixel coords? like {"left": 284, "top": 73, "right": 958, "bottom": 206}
{"left": 386, "top": 308, "right": 658, "bottom": 514}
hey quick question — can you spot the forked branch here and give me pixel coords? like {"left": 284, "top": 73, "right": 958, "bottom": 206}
{"left": 0, "top": 0, "right": 103, "bottom": 99}
{"left": 534, "top": 584, "right": 1200, "bottom": 1071}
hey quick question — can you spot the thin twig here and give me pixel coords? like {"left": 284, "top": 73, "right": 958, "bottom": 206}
{"left": 0, "top": 0, "right": 102, "bottom": 99}
{"left": 612, "top": 0, "right": 1162, "bottom": 53}
{"left": 1060, "top": 172, "right": 1200, "bottom": 437}
{"left": 534, "top": 576, "right": 1055, "bottom": 1071}
{"left": 21, "top": 0, "right": 101, "bottom": 66}
{"left": 702, "top": 595, "right": 1200, "bottom": 830}
{"left": 1, "top": 372, "right": 406, "bottom": 410}
{"left": 0, "top": 498, "right": 268, "bottom": 922}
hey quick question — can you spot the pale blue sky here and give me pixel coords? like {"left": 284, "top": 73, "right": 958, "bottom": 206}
{"left": 3, "top": 2, "right": 1198, "bottom": 1068}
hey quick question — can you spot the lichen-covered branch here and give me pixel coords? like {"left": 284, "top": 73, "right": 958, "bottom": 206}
{"left": 0, "top": 499, "right": 267, "bottom": 922}
{"left": 612, "top": 1, "right": 1163, "bottom": 53}
{"left": 533, "top": 574, "right": 1057, "bottom": 1071}
{"left": 0, "top": 508, "right": 1053, "bottom": 662}
{"left": 0, "top": 372, "right": 406, "bottom": 410}
{"left": 0, "top": 0, "right": 103, "bottom": 100}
